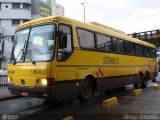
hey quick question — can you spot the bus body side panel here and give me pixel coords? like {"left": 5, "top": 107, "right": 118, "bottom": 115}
{"left": 56, "top": 49, "right": 157, "bottom": 94}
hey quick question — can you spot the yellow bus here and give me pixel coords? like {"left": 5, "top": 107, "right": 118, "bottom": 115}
{"left": 8, "top": 16, "right": 157, "bottom": 101}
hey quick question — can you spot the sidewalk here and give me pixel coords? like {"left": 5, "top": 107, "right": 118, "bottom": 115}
{"left": 0, "top": 87, "right": 15, "bottom": 100}
{"left": 0, "top": 76, "right": 15, "bottom": 100}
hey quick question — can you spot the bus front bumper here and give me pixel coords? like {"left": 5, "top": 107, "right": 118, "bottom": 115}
{"left": 8, "top": 81, "right": 80, "bottom": 99}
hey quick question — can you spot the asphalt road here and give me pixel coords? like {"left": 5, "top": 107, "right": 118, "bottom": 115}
{"left": 17, "top": 81, "right": 160, "bottom": 120}
{"left": 0, "top": 81, "right": 159, "bottom": 120}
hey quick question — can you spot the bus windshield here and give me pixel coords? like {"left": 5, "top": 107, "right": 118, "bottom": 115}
{"left": 11, "top": 24, "right": 55, "bottom": 63}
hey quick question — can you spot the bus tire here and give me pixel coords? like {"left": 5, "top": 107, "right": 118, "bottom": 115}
{"left": 133, "top": 73, "right": 143, "bottom": 89}
{"left": 142, "top": 72, "right": 149, "bottom": 88}
{"left": 79, "top": 78, "right": 93, "bottom": 101}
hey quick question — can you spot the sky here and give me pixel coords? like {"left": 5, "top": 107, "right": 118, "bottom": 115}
{"left": 56, "top": 0, "right": 160, "bottom": 34}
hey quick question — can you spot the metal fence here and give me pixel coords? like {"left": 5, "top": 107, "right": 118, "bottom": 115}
{"left": 0, "top": 76, "right": 8, "bottom": 87}
{"left": 0, "top": 76, "right": 13, "bottom": 99}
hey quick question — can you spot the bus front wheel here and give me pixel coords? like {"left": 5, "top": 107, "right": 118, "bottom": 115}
{"left": 79, "top": 78, "right": 93, "bottom": 101}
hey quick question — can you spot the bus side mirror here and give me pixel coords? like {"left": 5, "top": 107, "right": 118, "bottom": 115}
{"left": 59, "top": 32, "right": 67, "bottom": 49}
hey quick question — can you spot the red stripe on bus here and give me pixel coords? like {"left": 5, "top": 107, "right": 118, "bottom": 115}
{"left": 96, "top": 72, "right": 100, "bottom": 77}
{"left": 98, "top": 68, "right": 104, "bottom": 76}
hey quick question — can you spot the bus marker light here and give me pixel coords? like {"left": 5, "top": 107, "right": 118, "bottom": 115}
{"left": 102, "top": 97, "right": 118, "bottom": 108}
{"left": 154, "top": 85, "right": 160, "bottom": 90}
{"left": 132, "top": 89, "right": 142, "bottom": 96}
{"left": 75, "top": 82, "right": 80, "bottom": 87}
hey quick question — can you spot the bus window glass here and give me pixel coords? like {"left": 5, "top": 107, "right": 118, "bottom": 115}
{"left": 150, "top": 48, "right": 156, "bottom": 58}
{"left": 117, "top": 39, "right": 125, "bottom": 53}
{"left": 136, "top": 44, "right": 143, "bottom": 56}
{"left": 27, "top": 25, "right": 55, "bottom": 61}
{"left": 77, "top": 29, "right": 95, "bottom": 49}
{"left": 97, "top": 33, "right": 112, "bottom": 51}
{"left": 125, "top": 41, "right": 131, "bottom": 54}
{"left": 126, "top": 41, "right": 136, "bottom": 55}
{"left": 130, "top": 42, "right": 136, "bottom": 55}
{"left": 58, "top": 25, "right": 72, "bottom": 61}
{"left": 144, "top": 47, "right": 150, "bottom": 57}
{"left": 112, "top": 38, "right": 117, "bottom": 52}
{"left": 11, "top": 29, "right": 29, "bottom": 62}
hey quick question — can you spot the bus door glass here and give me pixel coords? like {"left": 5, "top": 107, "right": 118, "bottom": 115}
{"left": 58, "top": 24, "right": 73, "bottom": 61}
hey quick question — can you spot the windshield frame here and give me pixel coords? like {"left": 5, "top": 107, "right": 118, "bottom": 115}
{"left": 10, "top": 23, "right": 56, "bottom": 63}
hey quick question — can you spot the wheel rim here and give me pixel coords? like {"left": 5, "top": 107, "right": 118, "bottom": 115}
{"left": 144, "top": 74, "right": 149, "bottom": 86}
{"left": 83, "top": 81, "right": 92, "bottom": 96}
{"left": 137, "top": 75, "right": 142, "bottom": 88}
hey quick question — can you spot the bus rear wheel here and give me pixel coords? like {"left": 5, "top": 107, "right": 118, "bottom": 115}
{"left": 133, "top": 74, "right": 143, "bottom": 89}
{"left": 79, "top": 78, "right": 93, "bottom": 101}
{"left": 142, "top": 73, "right": 149, "bottom": 88}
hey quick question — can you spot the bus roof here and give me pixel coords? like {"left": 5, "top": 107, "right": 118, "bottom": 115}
{"left": 17, "top": 16, "right": 156, "bottom": 48}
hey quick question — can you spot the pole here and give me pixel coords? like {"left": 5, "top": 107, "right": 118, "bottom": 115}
{"left": 81, "top": 3, "right": 85, "bottom": 22}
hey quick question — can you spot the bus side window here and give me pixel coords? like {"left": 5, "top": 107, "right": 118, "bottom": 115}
{"left": 77, "top": 28, "right": 95, "bottom": 49}
{"left": 58, "top": 25, "right": 73, "bottom": 61}
{"left": 135, "top": 44, "right": 143, "bottom": 56}
{"left": 150, "top": 48, "right": 156, "bottom": 58}
{"left": 96, "top": 33, "right": 112, "bottom": 52}
{"left": 117, "top": 39, "right": 125, "bottom": 53}
{"left": 143, "top": 46, "right": 150, "bottom": 57}
{"left": 112, "top": 38, "right": 117, "bottom": 52}
{"left": 125, "top": 41, "right": 136, "bottom": 55}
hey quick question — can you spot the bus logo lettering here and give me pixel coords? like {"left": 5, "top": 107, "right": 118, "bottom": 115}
{"left": 31, "top": 69, "right": 46, "bottom": 75}
{"left": 103, "top": 56, "right": 119, "bottom": 64}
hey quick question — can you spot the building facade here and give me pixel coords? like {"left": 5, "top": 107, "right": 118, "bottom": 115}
{"left": 0, "top": 0, "right": 31, "bottom": 36}
{"left": 32, "top": 0, "right": 64, "bottom": 19}
{"left": 0, "top": 0, "right": 32, "bottom": 68}
{"left": 0, "top": 0, "right": 64, "bottom": 68}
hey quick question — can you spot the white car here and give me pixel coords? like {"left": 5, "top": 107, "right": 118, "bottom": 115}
{"left": 0, "top": 68, "right": 8, "bottom": 76}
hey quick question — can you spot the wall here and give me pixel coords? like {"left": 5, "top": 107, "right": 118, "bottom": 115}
{"left": 0, "top": 1, "right": 31, "bottom": 36}
{"left": 0, "top": 0, "right": 31, "bottom": 69}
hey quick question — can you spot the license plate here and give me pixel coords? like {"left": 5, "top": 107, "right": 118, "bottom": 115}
{"left": 21, "top": 92, "right": 28, "bottom": 96}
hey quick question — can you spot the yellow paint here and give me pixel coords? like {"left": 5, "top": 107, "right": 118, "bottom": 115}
{"left": 62, "top": 116, "right": 74, "bottom": 120}
{"left": 102, "top": 97, "right": 118, "bottom": 108}
{"left": 132, "top": 89, "right": 142, "bottom": 96}
{"left": 154, "top": 85, "right": 160, "bottom": 90}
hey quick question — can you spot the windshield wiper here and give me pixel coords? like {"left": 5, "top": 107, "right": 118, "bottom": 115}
{"left": 13, "top": 41, "right": 27, "bottom": 65}
{"left": 28, "top": 50, "right": 36, "bottom": 65}
{"left": 13, "top": 49, "right": 24, "bottom": 65}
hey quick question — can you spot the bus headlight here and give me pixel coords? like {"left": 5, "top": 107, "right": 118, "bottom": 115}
{"left": 41, "top": 79, "right": 48, "bottom": 86}
{"left": 8, "top": 77, "right": 13, "bottom": 84}
{"left": 36, "top": 78, "right": 55, "bottom": 86}
{"left": 8, "top": 77, "right": 11, "bottom": 83}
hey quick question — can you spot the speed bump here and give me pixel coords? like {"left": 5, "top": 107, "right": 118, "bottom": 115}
{"left": 132, "top": 89, "right": 142, "bottom": 96}
{"left": 102, "top": 97, "right": 118, "bottom": 108}
{"left": 62, "top": 116, "right": 74, "bottom": 120}
{"left": 154, "top": 85, "right": 160, "bottom": 90}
